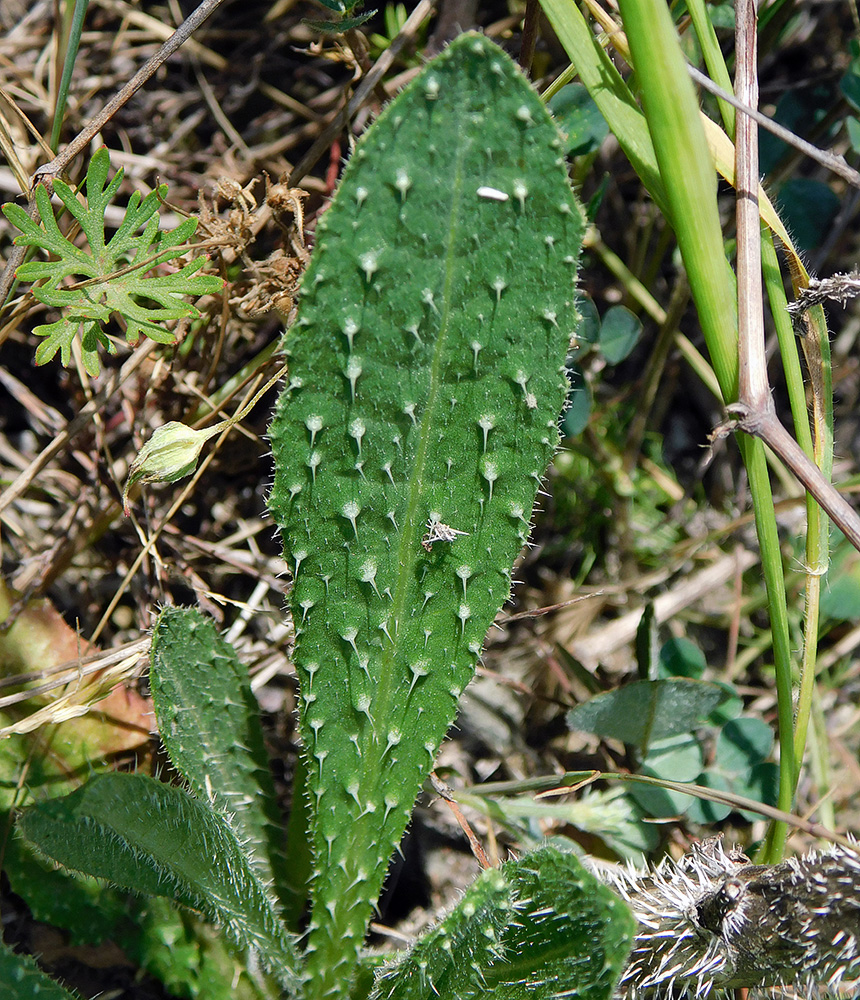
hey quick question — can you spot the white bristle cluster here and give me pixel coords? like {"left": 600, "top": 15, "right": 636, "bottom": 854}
{"left": 598, "top": 838, "right": 860, "bottom": 999}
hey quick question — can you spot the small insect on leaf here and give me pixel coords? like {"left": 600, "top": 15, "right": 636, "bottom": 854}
{"left": 421, "top": 515, "right": 470, "bottom": 552}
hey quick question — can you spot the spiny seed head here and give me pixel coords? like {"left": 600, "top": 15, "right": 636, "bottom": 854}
{"left": 602, "top": 838, "right": 860, "bottom": 1000}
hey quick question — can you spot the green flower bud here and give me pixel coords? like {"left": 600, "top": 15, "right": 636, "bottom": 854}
{"left": 121, "top": 362, "right": 289, "bottom": 514}
{"left": 123, "top": 421, "right": 211, "bottom": 513}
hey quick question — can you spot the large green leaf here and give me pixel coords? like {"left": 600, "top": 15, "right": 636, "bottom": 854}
{"left": 18, "top": 773, "right": 300, "bottom": 992}
{"left": 267, "top": 31, "right": 585, "bottom": 999}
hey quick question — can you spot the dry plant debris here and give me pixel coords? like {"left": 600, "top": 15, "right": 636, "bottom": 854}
{"left": 1, "top": 0, "right": 860, "bottom": 995}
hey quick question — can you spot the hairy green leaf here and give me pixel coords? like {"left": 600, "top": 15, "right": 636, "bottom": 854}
{"left": 18, "top": 773, "right": 300, "bottom": 992}
{"left": 371, "top": 847, "right": 634, "bottom": 1000}
{"left": 0, "top": 936, "right": 80, "bottom": 999}
{"left": 370, "top": 864, "right": 515, "bottom": 1000}
{"left": 128, "top": 898, "right": 283, "bottom": 1000}
{"left": 487, "top": 848, "right": 634, "bottom": 999}
{"left": 150, "top": 607, "right": 289, "bottom": 908}
{"left": 267, "top": 31, "right": 585, "bottom": 999}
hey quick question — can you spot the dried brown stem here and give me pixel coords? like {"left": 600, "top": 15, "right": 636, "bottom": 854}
{"left": 735, "top": 0, "right": 766, "bottom": 413}
{"left": 728, "top": 0, "right": 860, "bottom": 553}
{"left": 518, "top": 0, "right": 541, "bottom": 73}
{"left": 688, "top": 65, "right": 860, "bottom": 190}
{"left": 430, "top": 771, "right": 490, "bottom": 870}
{"left": 34, "top": 0, "right": 226, "bottom": 188}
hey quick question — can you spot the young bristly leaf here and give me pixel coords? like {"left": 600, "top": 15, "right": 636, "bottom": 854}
{"left": 488, "top": 848, "right": 634, "bottom": 999}
{"left": 149, "top": 607, "right": 290, "bottom": 911}
{"left": 2, "top": 147, "right": 222, "bottom": 375}
{"left": 370, "top": 863, "right": 516, "bottom": 1000}
{"left": 267, "top": 31, "right": 585, "bottom": 999}
{"left": 18, "top": 773, "right": 301, "bottom": 993}
{"left": 371, "top": 847, "right": 634, "bottom": 1000}
{"left": 0, "top": 936, "right": 81, "bottom": 1000}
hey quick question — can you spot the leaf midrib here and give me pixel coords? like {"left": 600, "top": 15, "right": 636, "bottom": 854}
{"left": 365, "top": 109, "right": 470, "bottom": 762}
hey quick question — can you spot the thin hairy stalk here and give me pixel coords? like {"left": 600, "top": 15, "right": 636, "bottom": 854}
{"left": 687, "top": 65, "right": 860, "bottom": 189}
{"left": 762, "top": 233, "right": 829, "bottom": 803}
{"left": 466, "top": 770, "right": 857, "bottom": 850}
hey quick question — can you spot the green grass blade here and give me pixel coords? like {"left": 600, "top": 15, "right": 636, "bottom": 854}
{"left": 540, "top": 0, "right": 802, "bottom": 264}
{"left": 539, "top": 0, "right": 666, "bottom": 212}
{"left": 762, "top": 234, "right": 831, "bottom": 791}
{"left": 542, "top": 0, "right": 799, "bottom": 857}
{"left": 613, "top": 0, "right": 738, "bottom": 399}
{"left": 686, "top": 0, "right": 736, "bottom": 135}
{"left": 51, "top": 0, "right": 89, "bottom": 153}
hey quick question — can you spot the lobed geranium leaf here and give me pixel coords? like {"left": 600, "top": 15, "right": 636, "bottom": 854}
{"left": 2, "top": 147, "right": 222, "bottom": 375}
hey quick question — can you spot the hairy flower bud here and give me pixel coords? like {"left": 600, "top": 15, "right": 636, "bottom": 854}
{"left": 121, "top": 363, "right": 288, "bottom": 515}
{"left": 123, "top": 421, "right": 210, "bottom": 513}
